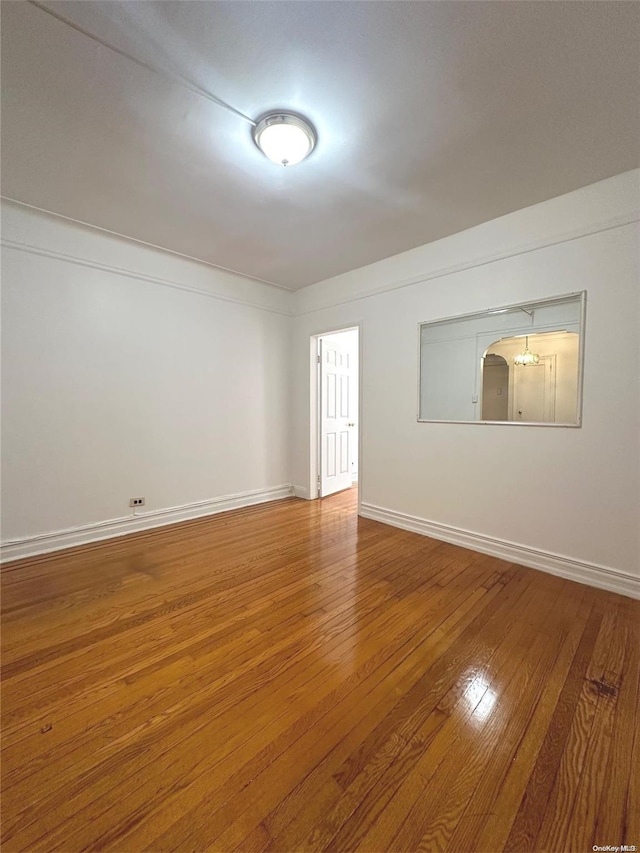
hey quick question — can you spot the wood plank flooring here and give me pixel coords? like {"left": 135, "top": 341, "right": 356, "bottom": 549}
{"left": 1, "top": 488, "right": 638, "bottom": 852}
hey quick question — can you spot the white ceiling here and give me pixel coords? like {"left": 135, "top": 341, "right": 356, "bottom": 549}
{"left": 2, "top": 1, "right": 639, "bottom": 290}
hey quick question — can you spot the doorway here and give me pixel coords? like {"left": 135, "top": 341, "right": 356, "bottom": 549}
{"left": 311, "top": 327, "right": 360, "bottom": 500}
{"left": 481, "top": 353, "right": 509, "bottom": 420}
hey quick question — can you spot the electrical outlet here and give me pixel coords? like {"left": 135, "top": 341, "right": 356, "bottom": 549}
{"left": 129, "top": 497, "right": 145, "bottom": 508}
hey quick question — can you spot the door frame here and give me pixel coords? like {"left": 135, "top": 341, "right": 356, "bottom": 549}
{"left": 309, "top": 324, "right": 362, "bottom": 514}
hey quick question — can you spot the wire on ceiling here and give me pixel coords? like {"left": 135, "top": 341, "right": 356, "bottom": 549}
{"left": 28, "top": 0, "right": 257, "bottom": 127}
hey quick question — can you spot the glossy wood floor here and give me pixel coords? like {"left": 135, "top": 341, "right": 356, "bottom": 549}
{"left": 1, "top": 489, "right": 639, "bottom": 853}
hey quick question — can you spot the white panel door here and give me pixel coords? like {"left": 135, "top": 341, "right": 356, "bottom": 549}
{"left": 513, "top": 356, "right": 556, "bottom": 422}
{"left": 320, "top": 338, "right": 353, "bottom": 497}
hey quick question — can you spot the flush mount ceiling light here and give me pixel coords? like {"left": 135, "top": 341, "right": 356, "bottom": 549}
{"left": 253, "top": 113, "right": 316, "bottom": 166}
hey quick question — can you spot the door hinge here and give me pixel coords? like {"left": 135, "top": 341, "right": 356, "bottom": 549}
{"left": 317, "top": 354, "right": 321, "bottom": 363}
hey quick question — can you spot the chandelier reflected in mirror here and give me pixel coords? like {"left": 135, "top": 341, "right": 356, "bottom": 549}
{"left": 514, "top": 336, "right": 540, "bottom": 366}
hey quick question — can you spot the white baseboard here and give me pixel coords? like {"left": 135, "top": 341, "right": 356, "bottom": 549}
{"left": 1, "top": 485, "right": 293, "bottom": 563}
{"left": 5, "top": 492, "right": 637, "bottom": 601}
{"left": 360, "top": 502, "right": 640, "bottom": 600}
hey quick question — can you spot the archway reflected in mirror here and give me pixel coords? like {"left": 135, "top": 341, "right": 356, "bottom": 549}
{"left": 481, "top": 354, "right": 509, "bottom": 420}
{"left": 481, "top": 331, "right": 579, "bottom": 423}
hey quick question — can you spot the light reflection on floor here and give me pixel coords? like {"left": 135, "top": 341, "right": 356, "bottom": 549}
{"left": 463, "top": 672, "right": 498, "bottom": 722}
{"left": 311, "top": 488, "right": 362, "bottom": 669}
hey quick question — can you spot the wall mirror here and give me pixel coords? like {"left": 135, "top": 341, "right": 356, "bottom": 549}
{"left": 419, "top": 292, "right": 586, "bottom": 426}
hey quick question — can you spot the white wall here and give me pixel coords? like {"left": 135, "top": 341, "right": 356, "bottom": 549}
{"left": 1, "top": 202, "right": 291, "bottom": 551}
{"left": 291, "top": 170, "right": 640, "bottom": 590}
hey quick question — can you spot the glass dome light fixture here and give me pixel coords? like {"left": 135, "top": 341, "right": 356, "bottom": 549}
{"left": 253, "top": 112, "right": 316, "bottom": 166}
{"left": 514, "top": 336, "right": 540, "bottom": 366}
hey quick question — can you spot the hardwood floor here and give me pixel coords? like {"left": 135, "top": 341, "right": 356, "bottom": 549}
{"left": 1, "top": 489, "right": 638, "bottom": 853}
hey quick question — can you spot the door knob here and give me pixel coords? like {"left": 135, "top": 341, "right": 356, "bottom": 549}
{"left": 347, "top": 422, "right": 355, "bottom": 427}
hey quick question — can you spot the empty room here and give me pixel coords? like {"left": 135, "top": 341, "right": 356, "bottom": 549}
{"left": 1, "top": 2, "right": 639, "bottom": 852}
